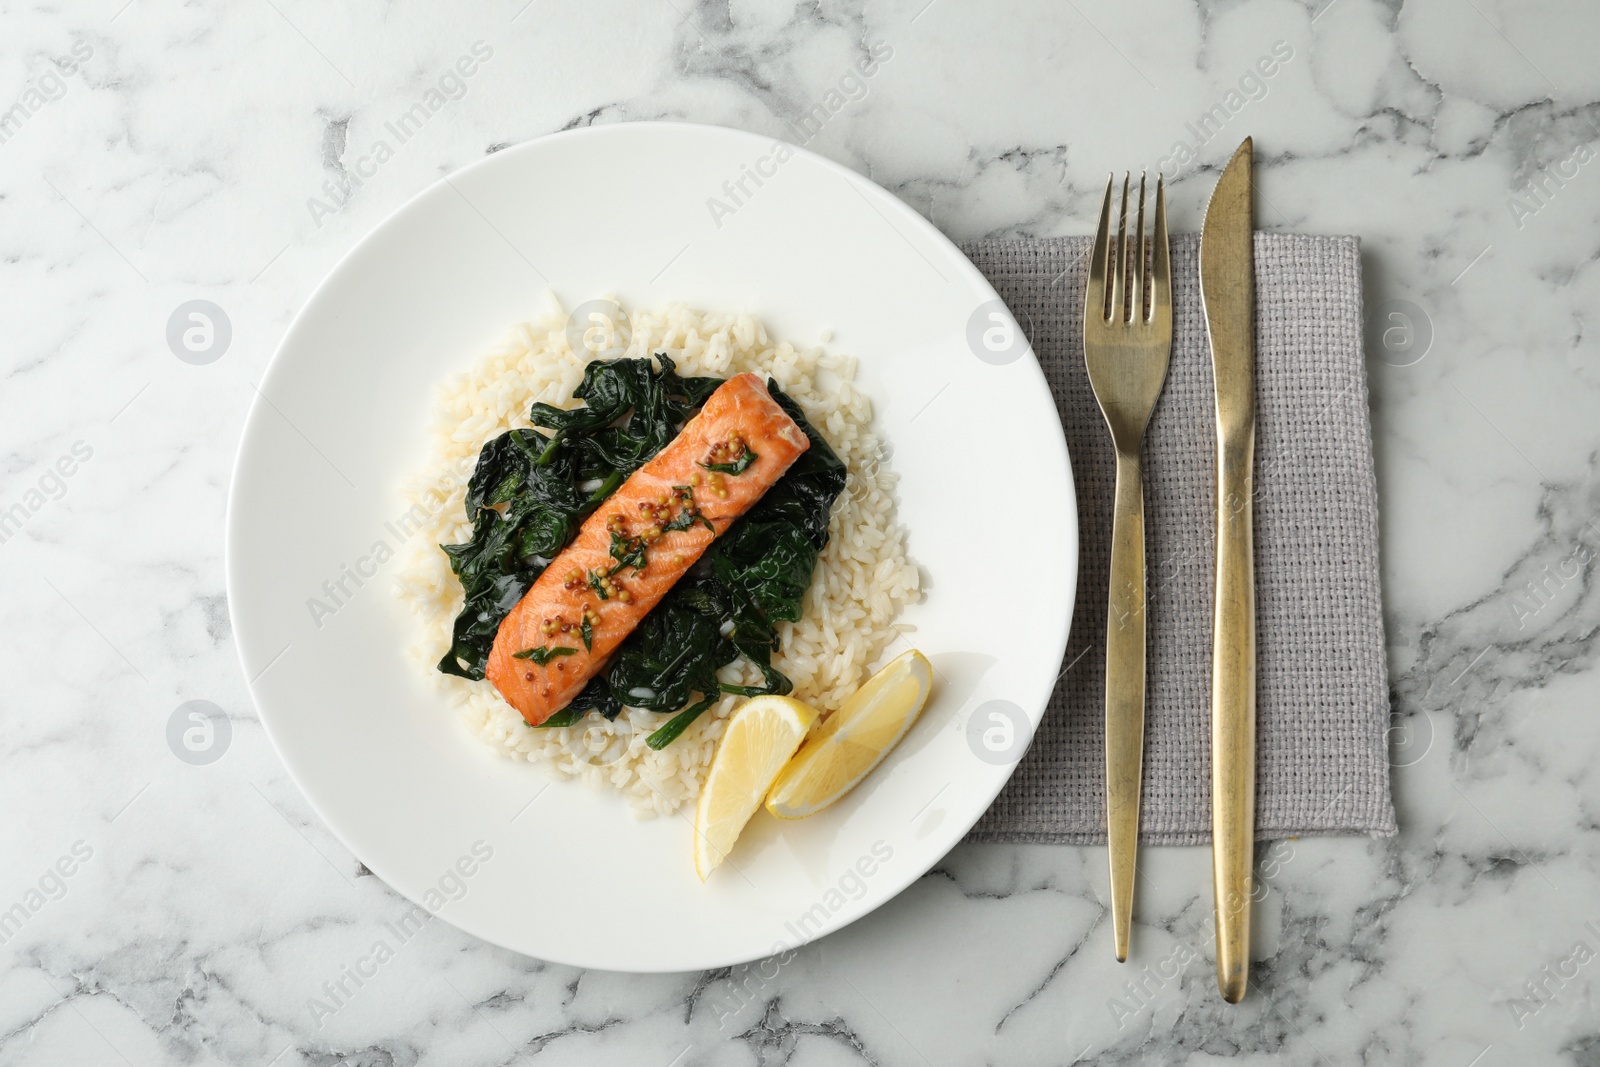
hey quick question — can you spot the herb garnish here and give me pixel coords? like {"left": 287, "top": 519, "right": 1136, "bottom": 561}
{"left": 608, "top": 529, "right": 649, "bottom": 573}
{"left": 701, "top": 449, "right": 757, "bottom": 475}
{"left": 661, "top": 508, "right": 714, "bottom": 534}
{"left": 580, "top": 616, "right": 593, "bottom": 651}
{"left": 513, "top": 646, "right": 577, "bottom": 665}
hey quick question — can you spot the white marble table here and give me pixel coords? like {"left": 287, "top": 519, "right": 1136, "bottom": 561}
{"left": 3, "top": 1, "right": 1598, "bottom": 1064}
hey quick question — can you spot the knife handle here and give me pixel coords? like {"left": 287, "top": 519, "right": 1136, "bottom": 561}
{"left": 1104, "top": 449, "right": 1146, "bottom": 963}
{"left": 1211, "top": 444, "right": 1256, "bottom": 1003}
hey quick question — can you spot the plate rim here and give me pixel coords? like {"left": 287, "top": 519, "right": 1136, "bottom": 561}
{"left": 225, "top": 119, "right": 1079, "bottom": 972}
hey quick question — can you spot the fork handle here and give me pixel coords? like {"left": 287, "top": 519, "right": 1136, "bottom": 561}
{"left": 1211, "top": 445, "right": 1256, "bottom": 1003}
{"left": 1104, "top": 448, "right": 1146, "bottom": 963}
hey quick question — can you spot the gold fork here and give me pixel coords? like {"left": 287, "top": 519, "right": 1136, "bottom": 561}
{"left": 1083, "top": 173, "right": 1171, "bottom": 962}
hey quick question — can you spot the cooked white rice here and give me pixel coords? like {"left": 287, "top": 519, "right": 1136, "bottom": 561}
{"left": 393, "top": 296, "right": 919, "bottom": 817}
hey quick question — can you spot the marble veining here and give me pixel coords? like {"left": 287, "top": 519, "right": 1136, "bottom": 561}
{"left": 2, "top": 0, "right": 1599, "bottom": 1063}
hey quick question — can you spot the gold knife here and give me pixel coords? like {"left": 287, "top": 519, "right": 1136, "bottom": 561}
{"left": 1198, "top": 137, "right": 1257, "bottom": 1004}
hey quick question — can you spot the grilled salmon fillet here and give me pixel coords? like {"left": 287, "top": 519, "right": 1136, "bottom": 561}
{"left": 486, "top": 372, "right": 811, "bottom": 725}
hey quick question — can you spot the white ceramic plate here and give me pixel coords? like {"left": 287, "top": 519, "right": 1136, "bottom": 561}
{"left": 227, "top": 122, "right": 1075, "bottom": 972}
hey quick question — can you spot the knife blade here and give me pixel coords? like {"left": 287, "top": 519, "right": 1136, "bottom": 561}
{"left": 1198, "top": 136, "right": 1257, "bottom": 1005}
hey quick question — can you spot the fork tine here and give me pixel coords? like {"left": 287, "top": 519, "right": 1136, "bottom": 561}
{"left": 1088, "top": 175, "right": 1113, "bottom": 322}
{"left": 1112, "top": 173, "right": 1129, "bottom": 323}
{"left": 1152, "top": 175, "right": 1170, "bottom": 326}
{"left": 1133, "top": 173, "right": 1147, "bottom": 323}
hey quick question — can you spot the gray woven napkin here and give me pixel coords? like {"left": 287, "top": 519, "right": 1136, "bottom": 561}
{"left": 960, "top": 233, "right": 1396, "bottom": 845}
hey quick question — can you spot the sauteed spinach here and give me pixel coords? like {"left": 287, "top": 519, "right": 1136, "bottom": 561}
{"left": 437, "top": 356, "right": 846, "bottom": 749}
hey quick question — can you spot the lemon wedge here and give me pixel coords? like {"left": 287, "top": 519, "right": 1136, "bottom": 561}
{"left": 694, "top": 695, "right": 817, "bottom": 880}
{"left": 765, "top": 649, "right": 933, "bottom": 820}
